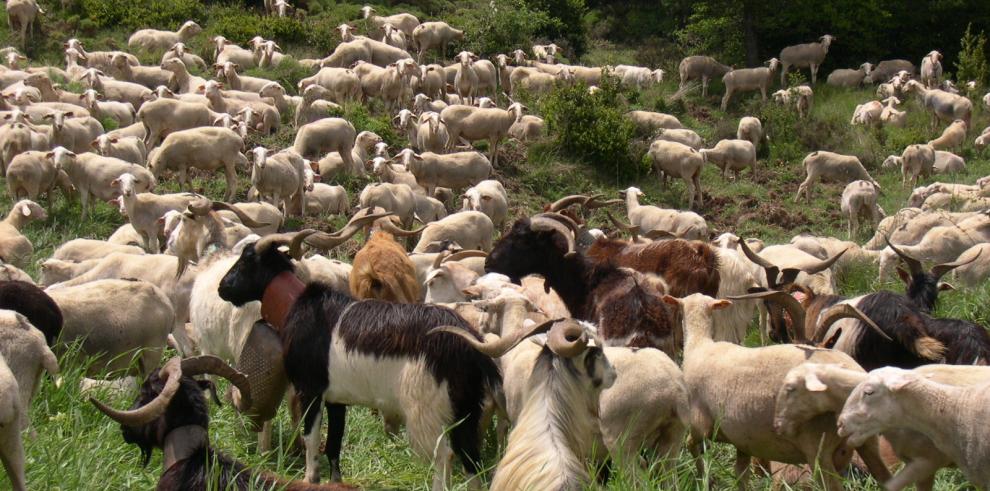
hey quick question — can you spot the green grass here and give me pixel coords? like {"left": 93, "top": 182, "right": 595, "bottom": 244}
{"left": 5, "top": 1, "right": 990, "bottom": 489}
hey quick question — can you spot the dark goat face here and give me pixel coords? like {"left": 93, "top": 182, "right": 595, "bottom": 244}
{"left": 897, "top": 267, "right": 940, "bottom": 313}
{"left": 486, "top": 219, "right": 563, "bottom": 283}
{"left": 218, "top": 243, "right": 293, "bottom": 306}
{"left": 120, "top": 370, "right": 211, "bottom": 466}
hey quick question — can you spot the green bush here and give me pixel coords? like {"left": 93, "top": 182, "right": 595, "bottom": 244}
{"left": 80, "top": 0, "right": 205, "bottom": 30}
{"left": 540, "top": 74, "right": 638, "bottom": 181}
{"left": 344, "top": 105, "right": 402, "bottom": 148}
{"left": 449, "top": 0, "right": 553, "bottom": 56}
{"left": 955, "top": 23, "right": 989, "bottom": 88}
{"left": 208, "top": 8, "right": 307, "bottom": 47}
{"left": 246, "top": 58, "right": 312, "bottom": 95}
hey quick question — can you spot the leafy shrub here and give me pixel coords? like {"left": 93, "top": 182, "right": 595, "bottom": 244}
{"left": 448, "top": 0, "right": 553, "bottom": 56}
{"left": 540, "top": 74, "right": 639, "bottom": 181}
{"left": 955, "top": 23, "right": 989, "bottom": 88}
{"left": 344, "top": 105, "right": 402, "bottom": 148}
{"left": 246, "top": 58, "right": 311, "bottom": 95}
{"left": 80, "top": 0, "right": 205, "bottom": 30}
{"left": 208, "top": 8, "right": 307, "bottom": 46}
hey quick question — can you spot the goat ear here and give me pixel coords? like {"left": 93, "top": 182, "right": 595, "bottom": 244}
{"left": 821, "top": 328, "right": 842, "bottom": 349}
{"left": 895, "top": 267, "right": 911, "bottom": 285}
{"left": 804, "top": 372, "right": 827, "bottom": 392}
{"left": 938, "top": 282, "right": 955, "bottom": 292}
{"left": 661, "top": 295, "right": 679, "bottom": 307}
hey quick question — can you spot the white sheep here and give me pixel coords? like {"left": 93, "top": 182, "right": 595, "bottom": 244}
{"left": 161, "top": 42, "right": 206, "bottom": 72}
{"left": 903, "top": 79, "right": 972, "bottom": 129}
{"left": 901, "top": 143, "right": 936, "bottom": 187}
{"left": 128, "top": 21, "right": 202, "bottom": 54}
{"left": 158, "top": 58, "right": 205, "bottom": 95}
{"left": 360, "top": 5, "right": 420, "bottom": 39}
{"left": 381, "top": 23, "right": 407, "bottom": 49}
{"left": 109, "top": 53, "right": 172, "bottom": 90}
{"left": 5, "top": 149, "right": 71, "bottom": 202}
{"left": 508, "top": 115, "right": 544, "bottom": 142}
{"left": 736, "top": 116, "right": 763, "bottom": 152}
{"left": 646, "top": 139, "right": 704, "bottom": 209}
{"left": 654, "top": 128, "right": 703, "bottom": 150}
{"left": 700, "top": 139, "right": 757, "bottom": 181}
{"left": 41, "top": 110, "right": 103, "bottom": 154}
{"left": 0, "top": 200, "right": 44, "bottom": 268}
{"left": 439, "top": 103, "right": 525, "bottom": 166}
{"left": 294, "top": 85, "right": 342, "bottom": 128}
{"left": 927, "top": 118, "right": 967, "bottom": 150}
{"left": 838, "top": 367, "right": 990, "bottom": 489}
{"left": 395, "top": 148, "right": 491, "bottom": 197}
{"left": 298, "top": 67, "right": 362, "bottom": 103}
{"left": 61, "top": 152, "right": 155, "bottom": 218}
{"left": 412, "top": 22, "right": 464, "bottom": 62}
{"left": 794, "top": 151, "right": 878, "bottom": 202}
{"left": 413, "top": 211, "right": 494, "bottom": 253}
{"left": 618, "top": 186, "right": 708, "bottom": 240}
{"left": 213, "top": 36, "right": 255, "bottom": 68}
{"left": 113, "top": 173, "right": 201, "bottom": 253}
{"left": 358, "top": 183, "right": 417, "bottom": 227}
{"left": 5, "top": 0, "right": 43, "bottom": 49}
{"left": 318, "top": 130, "right": 381, "bottom": 179}
{"left": 851, "top": 99, "right": 883, "bottom": 126}
{"left": 147, "top": 126, "right": 246, "bottom": 201}
{"left": 826, "top": 62, "right": 872, "bottom": 88}
{"left": 91, "top": 134, "right": 146, "bottom": 165}
{"left": 414, "top": 111, "right": 449, "bottom": 153}
{"left": 78, "top": 89, "right": 135, "bottom": 126}
{"left": 678, "top": 55, "right": 731, "bottom": 97}
{"left": 304, "top": 171, "right": 349, "bottom": 216}
{"left": 779, "top": 34, "right": 835, "bottom": 85}
{"left": 720, "top": 58, "right": 779, "bottom": 110}
{"left": 462, "top": 180, "right": 508, "bottom": 229}
{"left": 626, "top": 110, "right": 684, "bottom": 134}
{"left": 136, "top": 96, "right": 220, "bottom": 147}
{"left": 840, "top": 180, "right": 883, "bottom": 238}
{"left": 249, "top": 147, "right": 306, "bottom": 215}
{"left": 0, "top": 350, "right": 25, "bottom": 491}
{"left": 880, "top": 96, "right": 907, "bottom": 127}
{"left": 293, "top": 117, "right": 358, "bottom": 169}
{"left": 453, "top": 51, "right": 480, "bottom": 105}
{"left": 920, "top": 50, "right": 943, "bottom": 88}
{"left": 613, "top": 64, "right": 664, "bottom": 89}
{"left": 933, "top": 150, "right": 965, "bottom": 174}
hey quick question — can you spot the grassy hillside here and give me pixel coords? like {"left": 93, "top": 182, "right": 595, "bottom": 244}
{"left": 4, "top": 1, "right": 990, "bottom": 490}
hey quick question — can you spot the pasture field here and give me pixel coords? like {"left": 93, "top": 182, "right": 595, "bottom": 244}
{"left": 2, "top": 1, "right": 989, "bottom": 490}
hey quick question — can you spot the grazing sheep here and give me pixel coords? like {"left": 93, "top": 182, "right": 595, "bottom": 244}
{"left": 794, "top": 151, "right": 878, "bottom": 202}
{"left": 91, "top": 134, "right": 146, "bottom": 165}
{"left": 298, "top": 67, "right": 362, "bottom": 103}
{"left": 351, "top": 230, "right": 420, "bottom": 303}
{"left": 294, "top": 85, "right": 342, "bottom": 128}
{"left": 413, "top": 211, "right": 494, "bottom": 253}
{"left": 128, "top": 21, "right": 203, "bottom": 54}
{"left": 508, "top": 114, "right": 544, "bottom": 142}
{"left": 928, "top": 119, "right": 967, "bottom": 150}
{"left": 736, "top": 116, "right": 763, "bottom": 152}
{"left": 901, "top": 143, "right": 936, "bottom": 187}
{"left": 137, "top": 97, "right": 220, "bottom": 148}
{"left": 880, "top": 96, "right": 907, "bottom": 127}
{"left": 0, "top": 308, "right": 58, "bottom": 433}
{"left": 414, "top": 112, "right": 450, "bottom": 153}
{"left": 654, "top": 128, "right": 703, "bottom": 150}
{"left": 700, "top": 139, "right": 757, "bottom": 180}
{"left": 614, "top": 64, "right": 664, "bottom": 89}
{"left": 616, "top": 186, "right": 708, "bottom": 240}
{"left": 0, "top": 351, "right": 25, "bottom": 491}
{"left": 147, "top": 127, "right": 246, "bottom": 201}
{"left": 412, "top": 22, "right": 464, "bottom": 62}
{"left": 109, "top": 54, "right": 173, "bottom": 91}
{"left": 933, "top": 150, "right": 965, "bottom": 174}
{"left": 293, "top": 117, "right": 358, "bottom": 170}
{"left": 360, "top": 5, "right": 420, "bottom": 38}
{"left": 840, "top": 180, "right": 883, "bottom": 238}
{"left": 866, "top": 60, "right": 916, "bottom": 84}
{"left": 248, "top": 147, "right": 306, "bottom": 216}
{"left": 851, "top": 100, "right": 883, "bottom": 126}
{"left": 920, "top": 50, "right": 943, "bottom": 88}
{"left": 439, "top": 103, "right": 525, "bottom": 166}
{"left": 161, "top": 42, "right": 206, "bottom": 72}
{"left": 6, "top": 0, "right": 43, "bottom": 49}
{"left": 779, "top": 35, "right": 835, "bottom": 85}
{"left": 826, "top": 63, "right": 873, "bottom": 88}
{"left": 318, "top": 130, "right": 380, "bottom": 179}
{"left": 6, "top": 149, "right": 71, "bottom": 202}
{"left": 904, "top": 80, "right": 973, "bottom": 128}
{"left": 671, "top": 293, "right": 887, "bottom": 491}
{"left": 678, "top": 56, "right": 731, "bottom": 97}
{"left": 720, "top": 58, "right": 779, "bottom": 110}
{"left": 838, "top": 367, "right": 990, "bottom": 489}
{"left": 305, "top": 177, "right": 349, "bottom": 216}
{"left": 395, "top": 148, "right": 491, "bottom": 197}
{"left": 646, "top": 139, "right": 704, "bottom": 209}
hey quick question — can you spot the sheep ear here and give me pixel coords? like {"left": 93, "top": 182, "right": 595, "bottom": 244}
{"left": 21, "top": 205, "right": 30, "bottom": 217}
{"left": 661, "top": 295, "right": 679, "bottom": 307}
{"left": 110, "top": 178, "right": 120, "bottom": 188}
{"left": 883, "top": 371, "right": 918, "bottom": 391}
{"left": 45, "top": 151, "right": 54, "bottom": 158}
{"left": 804, "top": 372, "right": 827, "bottom": 392}
{"left": 710, "top": 299, "right": 732, "bottom": 310}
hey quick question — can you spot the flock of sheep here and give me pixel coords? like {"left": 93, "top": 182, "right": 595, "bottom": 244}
{"left": 1, "top": 0, "right": 990, "bottom": 490}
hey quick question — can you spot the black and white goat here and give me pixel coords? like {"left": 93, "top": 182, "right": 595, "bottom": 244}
{"left": 217, "top": 228, "right": 501, "bottom": 490}
{"left": 434, "top": 318, "right": 616, "bottom": 490}
{"left": 90, "top": 355, "right": 356, "bottom": 491}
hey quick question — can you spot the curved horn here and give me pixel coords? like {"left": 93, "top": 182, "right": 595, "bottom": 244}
{"left": 444, "top": 250, "right": 488, "bottom": 263}
{"left": 584, "top": 197, "right": 624, "bottom": 209}
{"left": 884, "top": 237, "right": 922, "bottom": 275}
{"left": 209, "top": 202, "right": 270, "bottom": 229}
{"left": 429, "top": 319, "right": 558, "bottom": 358}
{"left": 931, "top": 249, "right": 981, "bottom": 280}
{"left": 529, "top": 216, "right": 577, "bottom": 258}
{"left": 180, "top": 355, "right": 253, "bottom": 412}
{"left": 739, "top": 238, "right": 777, "bottom": 269}
{"left": 89, "top": 357, "right": 183, "bottom": 426}
{"left": 254, "top": 229, "right": 317, "bottom": 259}
{"left": 547, "top": 319, "right": 589, "bottom": 358}
{"left": 729, "top": 291, "right": 807, "bottom": 343}
{"left": 802, "top": 247, "right": 849, "bottom": 275}
{"left": 604, "top": 209, "right": 640, "bottom": 235}
{"left": 305, "top": 212, "right": 390, "bottom": 250}
{"left": 379, "top": 218, "right": 427, "bottom": 237}
{"left": 186, "top": 197, "right": 213, "bottom": 216}
{"left": 547, "top": 194, "right": 591, "bottom": 212}
{"left": 644, "top": 229, "right": 677, "bottom": 240}
{"left": 535, "top": 212, "right": 582, "bottom": 235}
{"left": 815, "top": 304, "right": 892, "bottom": 343}
{"left": 431, "top": 250, "right": 451, "bottom": 269}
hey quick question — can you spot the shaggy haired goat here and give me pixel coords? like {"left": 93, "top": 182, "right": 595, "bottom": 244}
{"left": 486, "top": 215, "right": 677, "bottom": 354}
{"left": 350, "top": 229, "right": 420, "bottom": 303}
{"left": 90, "top": 356, "right": 356, "bottom": 491}
{"left": 218, "top": 228, "right": 500, "bottom": 490}
{"left": 0, "top": 280, "right": 62, "bottom": 344}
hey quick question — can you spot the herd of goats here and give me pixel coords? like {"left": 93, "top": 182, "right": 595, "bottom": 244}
{"left": 2, "top": 1, "right": 990, "bottom": 490}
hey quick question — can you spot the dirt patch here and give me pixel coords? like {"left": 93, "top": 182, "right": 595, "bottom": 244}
{"left": 736, "top": 202, "right": 809, "bottom": 230}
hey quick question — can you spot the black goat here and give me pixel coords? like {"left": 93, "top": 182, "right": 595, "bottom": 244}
{"left": 486, "top": 216, "right": 677, "bottom": 354}
{"left": 90, "top": 356, "right": 355, "bottom": 491}
{"left": 0, "top": 280, "right": 62, "bottom": 345}
{"left": 217, "top": 228, "right": 500, "bottom": 487}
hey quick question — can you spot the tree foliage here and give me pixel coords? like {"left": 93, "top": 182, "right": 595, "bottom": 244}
{"left": 955, "top": 24, "right": 989, "bottom": 86}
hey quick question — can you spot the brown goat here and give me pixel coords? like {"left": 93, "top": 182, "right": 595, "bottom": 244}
{"left": 350, "top": 231, "right": 421, "bottom": 303}
{"left": 586, "top": 238, "right": 720, "bottom": 297}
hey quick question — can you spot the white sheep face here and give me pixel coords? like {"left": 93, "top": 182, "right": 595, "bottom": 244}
{"left": 837, "top": 367, "right": 917, "bottom": 447}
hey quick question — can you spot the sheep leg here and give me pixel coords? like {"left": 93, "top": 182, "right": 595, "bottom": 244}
{"left": 325, "top": 402, "right": 346, "bottom": 482}
{"left": 490, "top": 138, "right": 499, "bottom": 167}
{"left": 811, "top": 64, "right": 818, "bottom": 85}
{"left": 693, "top": 168, "right": 704, "bottom": 208}
{"left": 733, "top": 451, "right": 753, "bottom": 491}
{"left": 720, "top": 89, "right": 732, "bottom": 111}
{"left": 701, "top": 76, "right": 709, "bottom": 98}
{"left": 223, "top": 163, "right": 237, "bottom": 202}
{"left": 884, "top": 457, "right": 940, "bottom": 491}
{"left": 683, "top": 175, "right": 696, "bottom": 209}
{"left": 853, "top": 439, "right": 892, "bottom": 484}
{"left": 79, "top": 190, "right": 90, "bottom": 219}
{"left": 0, "top": 425, "right": 25, "bottom": 491}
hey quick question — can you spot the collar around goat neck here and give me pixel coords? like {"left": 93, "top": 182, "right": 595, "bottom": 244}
{"left": 261, "top": 271, "right": 305, "bottom": 331}
{"left": 163, "top": 425, "right": 208, "bottom": 470}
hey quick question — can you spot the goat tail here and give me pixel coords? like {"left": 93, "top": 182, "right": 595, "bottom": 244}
{"left": 914, "top": 336, "right": 947, "bottom": 361}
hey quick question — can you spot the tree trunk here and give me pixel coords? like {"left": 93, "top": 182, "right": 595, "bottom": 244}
{"left": 742, "top": 1, "right": 760, "bottom": 67}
